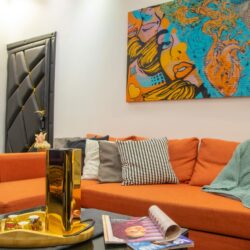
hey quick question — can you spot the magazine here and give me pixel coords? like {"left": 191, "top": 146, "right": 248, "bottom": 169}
{"left": 127, "top": 235, "right": 194, "bottom": 250}
{"left": 102, "top": 205, "right": 182, "bottom": 244}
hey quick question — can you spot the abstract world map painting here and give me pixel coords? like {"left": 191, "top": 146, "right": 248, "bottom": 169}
{"left": 126, "top": 0, "right": 250, "bottom": 102}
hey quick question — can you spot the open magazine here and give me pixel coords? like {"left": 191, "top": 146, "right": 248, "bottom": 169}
{"left": 102, "top": 205, "right": 186, "bottom": 244}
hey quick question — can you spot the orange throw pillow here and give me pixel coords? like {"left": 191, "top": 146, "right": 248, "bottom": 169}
{"left": 130, "top": 136, "right": 199, "bottom": 183}
{"left": 109, "top": 136, "right": 137, "bottom": 141}
{"left": 168, "top": 138, "right": 199, "bottom": 183}
{"left": 86, "top": 133, "right": 108, "bottom": 139}
{"left": 189, "top": 138, "right": 239, "bottom": 186}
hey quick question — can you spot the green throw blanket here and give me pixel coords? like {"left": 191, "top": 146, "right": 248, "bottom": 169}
{"left": 203, "top": 140, "right": 250, "bottom": 208}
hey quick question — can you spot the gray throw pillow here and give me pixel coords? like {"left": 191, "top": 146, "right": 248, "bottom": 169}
{"left": 117, "top": 137, "right": 179, "bottom": 185}
{"left": 98, "top": 141, "right": 122, "bottom": 183}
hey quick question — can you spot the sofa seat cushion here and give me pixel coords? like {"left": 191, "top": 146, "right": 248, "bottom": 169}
{"left": 81, "top": 179, "right": 100, "bottom": 188}
{"left": 189, "top": 230, "right": 250, "bottom": 250}
{"left": 0, "top": 178, "right": 45, "bottom": 213}
{"left": 81, "top": 181, "right": 250, "bottom": 240}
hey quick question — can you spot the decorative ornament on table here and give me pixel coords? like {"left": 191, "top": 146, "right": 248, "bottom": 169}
{"left": 34, "top": 132, "right": 51, "bottom": 152}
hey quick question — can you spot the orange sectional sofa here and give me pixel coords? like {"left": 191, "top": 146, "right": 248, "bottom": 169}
{"left": 0, "top": 152, "right": 46, "bottom": 213}
{"left": 0, "top": 137, "right": 250, "bottom": 250}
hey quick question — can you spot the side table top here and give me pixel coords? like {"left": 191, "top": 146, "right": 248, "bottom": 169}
{"left": 0, "top": 207, "right": 188, "bottom": 250}
{"left": 0, "top": 207, "right": 130, "bottom": 250}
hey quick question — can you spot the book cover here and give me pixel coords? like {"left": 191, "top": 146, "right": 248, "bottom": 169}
{"left": 127, "top": 235, "right": 194, "bottom": 250}
{"left": 110, "top": 217, "right": 163, "bottom": 242}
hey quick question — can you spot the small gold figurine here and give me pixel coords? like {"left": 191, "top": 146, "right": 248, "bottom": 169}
{"left": 34, "top": 132, "right": 51, "bottom": 151}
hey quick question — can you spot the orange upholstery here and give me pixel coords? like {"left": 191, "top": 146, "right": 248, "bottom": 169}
{"left": 109, "top": 136, "right": 137, "bottom": 141}
{"left": 190, "top": 138, "right": 239, "bottom": 186}
{"left": 86, "top": 133, "right": 137, "bottom": 141}
{"left": 86, "top": 133, "right": 105, "bottom": 138}
{"left": 134, "top": 136, "right": 148, "bottom": 140}
{"left": 189, "top": 230, "right": 250, "bottom": 250}
{"left": 81, "top": 179, "right": 99, "bottom": 188}
{"left": 0, "top": 152, "right": 46, "bottom": 182}
{"left": 168, "top": 138, "right": 199, "bottom": 183}
{"left": 0, "top": 178, "right": 45, "bottom": 213}
{"left": 0, "top": 137, "right": 248, "bottom": 250}
{"left": 81, "top": 181, "right": 250, "bottom": 240}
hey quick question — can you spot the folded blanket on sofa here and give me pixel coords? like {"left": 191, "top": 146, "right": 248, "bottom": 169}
{"left": 203, "top": 140, "right": 250, "bottom": 208}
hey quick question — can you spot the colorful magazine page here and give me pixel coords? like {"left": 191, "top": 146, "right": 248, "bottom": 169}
{"left": 127, "top": 235, "right": 194, "bottom": 250}
{"left": 102, "top": 205, "right": 181, "bottom": 244}
{"left": 149, "top": 205, "right": 181, "bottom": 241}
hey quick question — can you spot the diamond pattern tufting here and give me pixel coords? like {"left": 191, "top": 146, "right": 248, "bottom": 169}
{"left": 7, "top": 54, "right": 19, "bottom": 98}
{"left": 25, "top": 45, "right": 45, "bottom": 70}
{"left": 16, "top": 51, "right": 29, "bottom": 83}
{"left": 19, "top": 76, "right": 34, "bottom": 105}
{"left": 5, "top": 33, "right": 56, "bottom": 152}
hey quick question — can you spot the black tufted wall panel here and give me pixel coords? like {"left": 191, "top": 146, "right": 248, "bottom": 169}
{"left": 5, "top": 33, "right": 56, "bottom": 153}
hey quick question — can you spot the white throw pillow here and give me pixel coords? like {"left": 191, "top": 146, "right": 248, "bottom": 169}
{"left": 82, "top": 139, "right": 100, "bottom": 179}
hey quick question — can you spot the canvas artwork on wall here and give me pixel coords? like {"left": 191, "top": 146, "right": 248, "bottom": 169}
{"left": 126, "top": 0, "right": 250, "bottom": 102}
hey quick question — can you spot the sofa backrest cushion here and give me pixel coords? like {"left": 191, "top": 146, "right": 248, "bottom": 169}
{"left": 168, "top": 138, "right": 199, "bottom": 183}
{"left": 189, "top": 138, "right": 239, "bottom": 186}
{"left": 86, "top": 134, "right": 199, "bottom": 183}
{"left": 86, "top": 133, "right": 137, "bottom": 141}
{"left": 0, "top": 152, "right": 46, "bottom": 182}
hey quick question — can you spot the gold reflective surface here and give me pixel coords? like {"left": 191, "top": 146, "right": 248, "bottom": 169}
{"left": 0, "top": 148, "right": 95, "bottom": 248}
{"left": 46, "top": 148, "right": 82, "bottom": 234}
{"left": 0, "top": 210, "right": 94, "bottom": 248}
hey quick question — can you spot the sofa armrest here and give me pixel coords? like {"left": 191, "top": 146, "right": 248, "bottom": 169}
{"left": 0, "top": 152, "right": 46, "bottom": 182}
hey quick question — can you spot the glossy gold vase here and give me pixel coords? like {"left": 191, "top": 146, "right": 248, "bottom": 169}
{"left": 46, "top": 148, "right": 82, "bottom": 235}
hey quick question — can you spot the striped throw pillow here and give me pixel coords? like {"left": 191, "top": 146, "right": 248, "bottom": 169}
{"left": 117, "top": 138, "right": 179, "bottom": 185}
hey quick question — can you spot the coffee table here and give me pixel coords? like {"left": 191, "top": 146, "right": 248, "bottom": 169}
{"left": 0, "top": 207, "right": 188, "bottom": 250}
